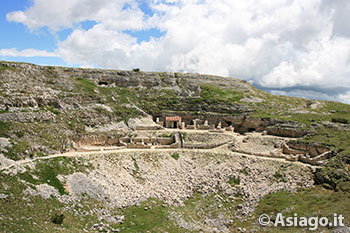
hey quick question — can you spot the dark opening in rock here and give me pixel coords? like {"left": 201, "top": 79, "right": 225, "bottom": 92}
{"left": 98, "top": 81, "right": 109, "bottom": 86}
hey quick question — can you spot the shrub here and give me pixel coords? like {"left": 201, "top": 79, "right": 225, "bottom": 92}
{"left": 0, "top": 120, "right": 10, "bottom": 137}
{"left": 171, "top": 153, "right": 179, "bottom": 160}
{"left": 228, "top": 176, "right": 240, "bottom": 186}
{"left": 239, "top": 169, "right": 248, "bottom": 176}
{"left": 52, "top": 213, "right": 64, "bottom": 225}
{"left": 331, "top": 117, "right": 348, "bottom": 124}
{"left": 273, "top": 171, "right": 287, "bottom": 183}
{"left": 4, "top": 140, "right": 31, "bottom": 161}
{"left": 160, "top": 133, "right": 174, "bottom": 138}
{"left": 47, "top": 106, "right": 61, "bottom": 115}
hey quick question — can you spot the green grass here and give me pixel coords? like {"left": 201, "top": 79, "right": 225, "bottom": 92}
{"left": 0, "top": 64, "right": 16, "bottom": 72}
{"left": 4, "top": 140, "right": 32, "bottom": 161}
{"left": 8, "top": 121, "right": 73, "bottom": 156}
{"left": 199, "top": 83, "right": 243, "bottom": 103}
{"left": 46, "top": 106, "right": 61, "bottom": 115}
{"left": 75, "top": 77, "right": 97, "bottom": 94}
{"left": 0, "top": 120, "right": 10, "bottom": 137}
{"left": 0, "top": 169, "right": 100, "bottom": 233}
{"left": 120, "top": 199, "right": 184, "bottom": 233}
{"left": 303, "top": 128, "right": 350, "bottom": 154}
{"left": 18, "top": 157, "right": 91, "bottom": 195}
{"left": 241, "top": 186, "right": 350, "bottom": 232}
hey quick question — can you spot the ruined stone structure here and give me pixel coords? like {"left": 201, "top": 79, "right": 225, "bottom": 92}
{"left": 282, "top": 141, "right": 332, "bottom": 165}
{"left": 76, "top": 132, "right": 183, "bottom": 150}
{"left": 155, "top": 114, "right": 306, "bottom": 137}
{"left": 165, "top": 116, "right": 182, "bottom": 128}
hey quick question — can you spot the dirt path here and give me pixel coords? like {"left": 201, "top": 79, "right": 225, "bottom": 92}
{"left": 0, "top": 141, "right": 317, "bottom": 172}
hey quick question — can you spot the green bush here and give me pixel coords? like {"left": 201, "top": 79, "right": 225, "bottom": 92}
{"left": 228, "top": 176, "right": 240, "bottom": 186}
{"left": 239, "top": 169, "right": 248, "bottom": 176}
{"left": 331, "top": 117, "right": 348, "bottom": 124}
{"left": 273, "top": 171, "right": 287, "bottom": 183}
{"left": 160, "top": 133, "right": 174, "bottom": 138}
{"left": 171, "top": 153, "right": 179, "bottom": 160}
{"left": 52, "top": 213, "right": 64, "bottom": 225}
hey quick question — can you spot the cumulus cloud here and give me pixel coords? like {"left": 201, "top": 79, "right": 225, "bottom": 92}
{"left": 0, "top": 48, "right": 57, "bottom": 57}
{"left": 6, "top": 0, "right": 350, "bottom": 103}
{"left": 6, "top": 0, "right": 144, "bottom": 31}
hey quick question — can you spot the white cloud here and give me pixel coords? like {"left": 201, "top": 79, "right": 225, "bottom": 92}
{"left": 5, "top": 0, "right": 350, "bottom": 103}
{"left": 6, "top": 0, "right": 144, "bottom": 31}
{"left": 0, "top": 48, "right": 57, "bottom": 57}
{"left": 260, "top": 36, "right": 350, "bottom": 88}
{"left": 339, "top": 92, "right": 350, "bottom": 104}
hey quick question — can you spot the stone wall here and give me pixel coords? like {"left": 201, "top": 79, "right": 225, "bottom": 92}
{"left": 183, "top": 142, "right": 227, "bottom": 149}
{"left": 76, "top": 135, "right": 122, "bottom": 147}
{"left": 282, "top": 141, "right": 330, "bottom": 157}
{"left": 282, "top": 141, "right": 332, "bottom": 165}
{"left": 135, "top": 126, "right": 162, "bottom": 130}
{"left": 155, "top": 132, "right": 181, "bottom": 148}
{"left": 127, "top": 144, "right": 152, "bottom": 149}
{"left": 127, "top": 137, "right": 174, "bottom": 145}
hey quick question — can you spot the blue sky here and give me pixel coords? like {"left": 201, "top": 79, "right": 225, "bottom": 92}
{"left": 0, "top": 0, "right": 65, "bottom": 65}
{"left": 0, "top": 0, "right": 164, "bottom": 66}
{"left": 1, "top": 0, "right": 350, "bottom": 103}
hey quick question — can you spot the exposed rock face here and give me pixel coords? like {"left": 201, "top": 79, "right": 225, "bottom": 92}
{"left": 285, "top": 141, "right": 330, "bottom": 157}
{"left": 266, "top": 125, "right": 307, "bottom": 138}
{"left": 0, "top": 111, "right": 56, "bottom": 123}
{"left": 282, "top": 141, "right": 332, "bottom": 165}
{"left": 73, "top": 150, "right": 313, "bottom": 214}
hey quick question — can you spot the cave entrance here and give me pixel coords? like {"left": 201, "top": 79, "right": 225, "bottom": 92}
{"left": 247, "top": 128, "right": 256, "bottom": 132}
{"left": 224, "top": 120, "right": 232, "bottom": 127}
{"left": 98, "top": 81, "right": 109, "bottom": 85}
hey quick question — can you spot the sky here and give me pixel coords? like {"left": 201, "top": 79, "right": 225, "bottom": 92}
{"left": 1, "top": 0, "right": 350, "bottom": 103}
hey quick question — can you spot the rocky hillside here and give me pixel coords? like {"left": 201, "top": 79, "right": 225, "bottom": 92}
{"left": 0, "top": 61, "right": 349, "bottom": 183}
{"left": 1, "top": 60, "right": 350, "bottom": 232}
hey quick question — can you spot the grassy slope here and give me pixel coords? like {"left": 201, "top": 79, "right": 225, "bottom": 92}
{"left": 1, "top": 158, "right": 349, "bottom": 232}
{"left": 237, "top": 187, "right": 350, "bottom": 232}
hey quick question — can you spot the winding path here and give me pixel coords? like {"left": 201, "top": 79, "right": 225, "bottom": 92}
{"left": 0, "top": 142, "right": 318, "bottom": 172}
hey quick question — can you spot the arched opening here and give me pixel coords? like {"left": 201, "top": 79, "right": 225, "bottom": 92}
{"left": 98, "top": 81, "right": 109, "bottom": 86}
{"left": 247, "top": 128, "right": 256, "bottom": 132}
